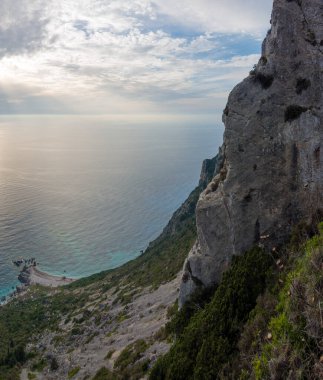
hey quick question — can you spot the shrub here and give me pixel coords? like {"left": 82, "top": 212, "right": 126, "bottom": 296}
{"left": 249, "top": 224, "right": 323, "bottom": 379}
{"left": 165, "top": 285, "right": 217, "bottom": 338}
{"left": 68, "top": 366, "right": 80, "bottom": 379}
{"left": 150, "top": 248, "right": 273, "bottom": 379}
{"left": 114, "top": 340, "right": 148, "bottom": 371}
{"left": 92, "top": 367, "right": 116, "bottom": 380}
{"left": 50, "top": 357, "right": 59, "bottom": 371}
{"left": 105, "top": 350, "right": 115, "bottom": 360}
{"left": 30, "top": 358, "right": 46, "bottom": 372}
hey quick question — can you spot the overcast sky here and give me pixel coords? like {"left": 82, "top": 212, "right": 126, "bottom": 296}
{"left": 0, "top": 0, "right": 273, "bottom": 117}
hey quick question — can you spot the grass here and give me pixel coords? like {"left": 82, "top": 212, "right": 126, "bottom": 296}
{"left": 250, "top": 224, "right": 323, "bottom": 379}
{"left": 68, "top": 366, "right": 80, "bottom": 378}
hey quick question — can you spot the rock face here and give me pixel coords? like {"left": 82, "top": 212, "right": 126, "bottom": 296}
{"left": 179, "top": 0, "right": 323, "bottom": 306}
{"left": 149, "top": 153, "right": 220, "bottom": 244}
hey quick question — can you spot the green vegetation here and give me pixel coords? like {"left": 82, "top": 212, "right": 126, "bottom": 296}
{"left": 0, "top": 171, "right": 211, "bottom": 379}
{"left": 68, "top": 366, "right": 80, "bottom": 378}
{"left": 114, "top": 339, "right": 148, "bottom": 372}
{"left": 68, "top": 155, "right": 217, "bottom": 295}
{"left": 105, "top": 349, "right": 115, "bottom": 360}
{"left": 50, "top": 357, "right": 59, "bottom": 371}
{"left": 0, "top": 146, "right": 320, "bottom": 380}
{"left": 150, "top": 223, "right": 322, "bottom": 379}
{"left": 150, "top": 247, "right": 273, "bottom": 379}
{"left": 249, "top": 223, "right": 323, "bottom": 379}
{"left": 69, "top": 185, "right": 201, "bottom": 293}
{"left": 92, "top": 367, "right": 116, "bottom": 380}
{"left": 0, "top": 287, "right": 90, "bottom": 379}
{"left": 91, "top": 340, "right": 150, "bottom": 380}
{"left": 30, "top": 358, "right": 46, "bottom": 372}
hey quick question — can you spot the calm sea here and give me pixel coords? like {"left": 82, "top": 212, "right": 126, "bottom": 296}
{"left": 0, "top": 116, "right": 223, "bottom": 298}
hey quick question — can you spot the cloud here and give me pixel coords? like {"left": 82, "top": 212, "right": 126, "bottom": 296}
{"left": 0, "top": 0, "right": 50, "bottom": 58}
{"left": 152, "top": 0, "right": 273, "bottom": 36}
{"left": 0, "top": 0, "right": 273, "bottom": 115}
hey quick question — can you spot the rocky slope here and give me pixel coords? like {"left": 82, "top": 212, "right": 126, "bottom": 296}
{"left": 180, "top": 0, "right": 323, "bottom": 305}
{"left": 0, "top": 155, "right": 217, "bottom": 380}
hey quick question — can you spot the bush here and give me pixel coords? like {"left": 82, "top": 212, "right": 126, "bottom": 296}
{"left": 92, "top": 367, "right": 116, "bottom": 380}
{"left": 150, "top": 247, "right": 273, "bottom": 379}
{"left": 68, "top": 366, "right": 80, "bottom": 379}
{"left": 114, "top": 340, "right": 148, "bottom": 371}
{"left": 250, "top": 224, "right": 323, "bottom": 379}
{"left": 30, "top": 358, "right": 46, "bottom": 372}
{"left": 105, "top": 350, "right": 115, "bottom": 360}
{"left": 165, "top": 285, "right": 217, "bottom": 338}
{"left": 50, "top": 357, "right": 59, "bottom": 371}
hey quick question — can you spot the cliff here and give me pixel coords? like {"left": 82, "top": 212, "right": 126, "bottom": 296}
{"left": 180, "top": 0, "right": 323, "bottom": 305}
{"left": 0, "top": 1, "right": 322, "bottom": 379}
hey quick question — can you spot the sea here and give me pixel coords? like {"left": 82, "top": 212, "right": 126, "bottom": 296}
{"left": 0, "top": 115, "right": 223, "bottom": 299}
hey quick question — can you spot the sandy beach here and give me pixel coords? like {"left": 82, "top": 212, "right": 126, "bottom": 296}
{"left": 21, "top": 266, "right": 76, "bottom": 287}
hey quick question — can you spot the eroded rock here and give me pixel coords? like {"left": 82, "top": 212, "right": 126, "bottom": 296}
{"left": 180, "top": 0, "right": 323, "bottom": 306}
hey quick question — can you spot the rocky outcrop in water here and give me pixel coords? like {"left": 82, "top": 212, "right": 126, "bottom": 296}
{"left": 18, "top": 266, "right": 32, "bottom": 285}
{"left": 179, "top": 0, "right": 323, "bottom": 306}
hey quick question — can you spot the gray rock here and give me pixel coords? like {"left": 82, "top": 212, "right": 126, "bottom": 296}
{"left": 179, "top": 0, "right": 323, "bottom": 307}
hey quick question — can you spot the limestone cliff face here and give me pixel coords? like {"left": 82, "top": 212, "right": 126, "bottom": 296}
{"left": 179, "top": 0, "right": 323, "bottom": 306}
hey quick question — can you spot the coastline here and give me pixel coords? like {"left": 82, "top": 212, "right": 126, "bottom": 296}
{"left": 19, "top": 266, "right": 76, "bottom": 287}
{"left": 0, "top": 266, "right": 76, "bottom": 306}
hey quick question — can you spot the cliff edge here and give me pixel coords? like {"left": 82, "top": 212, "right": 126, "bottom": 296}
{"left": 180, "top": 0, "right": 323, "bottom": 306}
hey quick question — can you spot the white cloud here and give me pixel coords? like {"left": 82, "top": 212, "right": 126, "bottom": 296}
{"left": 0, "top": 0, "right": 50, "bottom": 58}
{"left": 0, "top": 0, "right": 273, "bottom": 115}
{"left": 152, "top": 0, "right": 273, "bottom": 36}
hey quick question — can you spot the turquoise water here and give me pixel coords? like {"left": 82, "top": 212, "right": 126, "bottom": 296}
{"left": 0, "top": 116, "right": 223, "bottom": 299}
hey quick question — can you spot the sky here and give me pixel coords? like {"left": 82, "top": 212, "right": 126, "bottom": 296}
{"left": 0, "top": 0, "right": 273, "bottom": 118}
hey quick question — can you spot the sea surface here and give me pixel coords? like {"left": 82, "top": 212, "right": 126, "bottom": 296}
{"left": 0, "top": 115, "right": 223, "bottom": 299}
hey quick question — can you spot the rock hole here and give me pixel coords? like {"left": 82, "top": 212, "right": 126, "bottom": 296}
{"left": 284, "top": 105, "right": 308, "bottom": 122}
{"left": 314, "top": 146, "right": 320, "bottom": 165}
{"left": 296, "top": 78, "right": 311, "bottom": 95}
{"left": 254, "top": 219, "right": 260, "bottom": 242}
{"left": 238, "top": 144, "right": 245, "bottom": 153}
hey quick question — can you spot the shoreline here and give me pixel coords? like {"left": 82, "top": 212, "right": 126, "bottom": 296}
{"left": 19, "top": 266, "right": 76, "bottom": 287}
{"left": 0, "top": 266, "right": 76, "bottom": 306}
